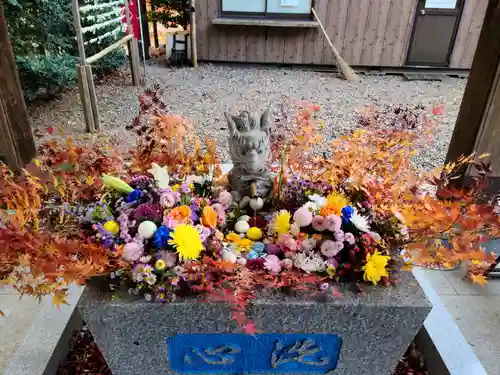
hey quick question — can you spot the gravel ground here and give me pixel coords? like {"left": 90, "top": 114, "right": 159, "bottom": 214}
{"left": 29, "top": 63, "right": 466, "bottom": 171}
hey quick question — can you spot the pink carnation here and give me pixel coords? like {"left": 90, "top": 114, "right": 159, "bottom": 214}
{"left": 218, "top": 190, "right": 233, "bottom": 208}
{"left": 320, "top": 240, "right": 343, "bottom": 257}
{"left": 293, "top": 206, "right": 313, "bottom": 227}
{"left": 344, "top": 232, "right": 356, "bottom": 245}
{"left": 123, "top": 242, "right": 144, "bottom": 262}
{"left": 311, "top": 216, "right": 326, "bottom": 231}
{"left": 264, "top": 254, "right": 282, "bottom": 273}
{"left": 324, "top": 215, "right": 342, "bottom": 232}
{"left": 160, "top": 191, "right": 177, "bottom": 208}
{"left": 277, "top": 233, "right": 298, "bottom": 251}
{"left": 280, "top": 258, "right": 294, "bottom": 270}
{"left": 211, "top": 203, "right": 226, "bottom": 225}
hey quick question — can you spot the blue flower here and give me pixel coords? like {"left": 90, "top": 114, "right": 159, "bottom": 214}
{"left": 247, "top": 250, "right": 259, "bottom": 260}
{"left": 252, "top": 242, "right": 266, "bottom": 255}
{"left": 125, "top": 188, "right": 143, "bottom": 203}
{"left": 154, "top": 226, "right": 172, "bottom": 249}
{"left": 341, "top": 205, "right": 355, "bottom": 224}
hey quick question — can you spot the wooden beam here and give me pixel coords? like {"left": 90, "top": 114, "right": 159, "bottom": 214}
{"left": 0, "top": 4, "right": 36, "bottom": 169}
{"left": 189, "top": 0, "right": 198, "bottom": 67}
{"left": 445, "top": 0, "right": 500, "bottom": 172}
{"left": 85, "top": 34, "right": 133, "bottom": 64}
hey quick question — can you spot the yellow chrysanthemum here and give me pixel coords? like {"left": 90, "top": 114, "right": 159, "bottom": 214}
{"left": 168, "top": 224, "right": 204, "bottom": 261}
{"left": 362, "top": 251, "right": 390, "bottom": 284}
{"left": 273, "top": 210, "right": 291, "bottom": 234}
{"left": 171, "top": 184, "right": 180, "bottom": 192}
{"left": 155, "top": 259, "right": 166, "bottom": 270}
{"left": 236, "top": 238, "right": 253, "bottom": 252}
{"left": 225, "top": 232, "right": 241, "bottom": 243}
{"left": 320, "top": 192, "right": 348, "bottom": 216}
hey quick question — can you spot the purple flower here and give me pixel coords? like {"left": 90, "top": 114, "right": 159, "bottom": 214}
{"left": 320, "top": 282, "right": 330, "bottom": 291}
{"left": 334, "top": 230, "right": 345, "bottom": 242}
{"left": 344, "top": 232, "right": 356, "bottom": 245}
{"left": 156, "top": 251, "right": 178, "bottom": 267}
{"left": 180, "top": 183, "right": 191, "bottom": 194}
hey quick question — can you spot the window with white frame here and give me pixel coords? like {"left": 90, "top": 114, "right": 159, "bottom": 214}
{"left": 221, "top": 0, "right": 313, "bottom": 19}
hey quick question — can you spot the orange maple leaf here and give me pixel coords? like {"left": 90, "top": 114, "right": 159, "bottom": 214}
{"left": 471, "top": 274, "right": 488, "bottom": 287}
{"left": 52, "top": 290, "right": 69, "bottom": 309}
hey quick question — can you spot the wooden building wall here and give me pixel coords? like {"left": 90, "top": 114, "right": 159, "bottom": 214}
{"left": 196, "top": 0, "right": 487, "bottom": 69}
{"left": 449, "top": 0, "right": 489, "bottom": 69}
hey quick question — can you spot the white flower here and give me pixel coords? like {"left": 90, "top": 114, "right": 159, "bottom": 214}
{"left": 351, "top": 210, "right": 370, "bottom": 232}
{"left": 147, "top": 163, "right": 170, "bottom": 189}
{"left": 294, "top": 252, "right": 326, "bottom": 273}
{"left": 186, "top": 174, "right": 207, "bottom": 185}
{"left": 308, "top": 194, "right": 327, "bottom": 208}
{"left": 303, "top": 201, "right": 319, "bottom": 213}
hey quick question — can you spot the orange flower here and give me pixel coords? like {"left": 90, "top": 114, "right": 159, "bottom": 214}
{"left": 320, "top": 204, "right": 341, "bottom": 216}
{"left": 320, "top": 193, "right": 348, "bottom": 216}
{"left": 201, "top": 205, "right": 217, "bottom": 228}
{"left": 168, "top": 205, "right": 192, "bottom": 222}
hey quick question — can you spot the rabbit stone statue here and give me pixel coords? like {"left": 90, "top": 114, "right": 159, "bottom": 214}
{"left": 225, "top": 109, "right": 274, "bottom": 201}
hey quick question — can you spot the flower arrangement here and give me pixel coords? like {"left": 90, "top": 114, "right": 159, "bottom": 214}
{"left": 1, "top": 87, "right": 499, "bottom": 331}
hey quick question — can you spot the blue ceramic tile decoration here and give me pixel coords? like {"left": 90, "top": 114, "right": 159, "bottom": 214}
{"left": 167, "top": 333, "right": 342, "bottom": 374}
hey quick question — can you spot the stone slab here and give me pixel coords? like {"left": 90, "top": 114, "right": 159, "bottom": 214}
{"left": 78, "top": 271, "right": 431, "bottom": 375}
{"left": 4, "top": 284, "right": 84, "bottom": 375}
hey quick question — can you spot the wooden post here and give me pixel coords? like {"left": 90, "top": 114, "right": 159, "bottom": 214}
{"left": 85, "top": 65, "right": 101, "bottom": 131}
{"left": 189, "top": 0, "right": 198, "bottom": 67}
{"left": 0, "top": 4, "right": 36, "bottom": 169}
{"left": 139, "top": 0, "right": 150, "bottom": 59}
{"left": 72, "top": 0, "right": 98, "bottom": 133}
{"left": 445, "top": 0, "right": 500, "bottom": 194}
{"left": 125, "top": 0, "right": 142, "bottom": 86}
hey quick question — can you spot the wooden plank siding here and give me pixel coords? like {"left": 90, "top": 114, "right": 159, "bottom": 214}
{"left": 196, "top": 0, "right": 487, "bottom": 69}
{"left": 449, "top": 0, "right": 489, "bottom": 69}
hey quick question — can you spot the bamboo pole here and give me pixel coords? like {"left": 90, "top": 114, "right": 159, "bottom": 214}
{"left": 76, "top": 65, "right": 96, "bottom": 133}
{"left": 85, "top": 34, "right": 133, "bottom": 64}
{"left": 85, "top": 64, "right": 101, "bottom": 131}
{"left": 71, "top": 0, "right": 86, "bottom": 65}
{"left": 189, "top": 0, "right": 198, "bottom": 67}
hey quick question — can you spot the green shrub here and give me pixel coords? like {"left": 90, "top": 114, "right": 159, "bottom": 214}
{"left": 3, "top": 0, "right": 126, "bottom": 101}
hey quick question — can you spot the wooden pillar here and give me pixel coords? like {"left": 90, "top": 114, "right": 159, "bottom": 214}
{"left": 0, "top": 4, "right": 36, "bottom": 169}
{"left": 139, "top": 0, "right": 150, "bottom": 59}
{"left": 445, "top": 0, "right": 500, "bottom": 193}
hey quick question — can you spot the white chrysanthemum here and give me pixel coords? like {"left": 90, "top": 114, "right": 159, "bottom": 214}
{"left": 308, "top": 194, "right": 328, "bottom": 208}
{"left": 303, "top": 201, "right": 319, "bottom": 213}
{"left": 186, "top": 174, "right": 207, "bottom": 185}
{"left": 294, "top": 252, "right": 326, "bottom": 274}
{"left": 351, "top": 210, "right": 370, "bottom": 232}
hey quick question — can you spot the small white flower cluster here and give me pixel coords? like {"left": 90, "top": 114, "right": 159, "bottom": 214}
{"left": 79, "top": 0, "right": 124, "bottom": 13}
{"left": 82, "top": 7, "right": 122, "bottom": 22}
{"left": 84, "top": 25, "right": 123, "bottom": 45}
{"left": 81, "top": 16, "right": 124, "bottom": 35}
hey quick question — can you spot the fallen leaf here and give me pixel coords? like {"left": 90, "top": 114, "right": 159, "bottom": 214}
{"left": 471, "top": 274, "right": 488, "bottom": 287}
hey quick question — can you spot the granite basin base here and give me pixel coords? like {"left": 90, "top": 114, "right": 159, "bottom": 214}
{"left": 77, "top": 271, "right": 431, "bottom": 375}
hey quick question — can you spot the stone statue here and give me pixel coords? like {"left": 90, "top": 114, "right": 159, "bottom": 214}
{"left": 225, "top": 109, "right": 274, "bottom": 201}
